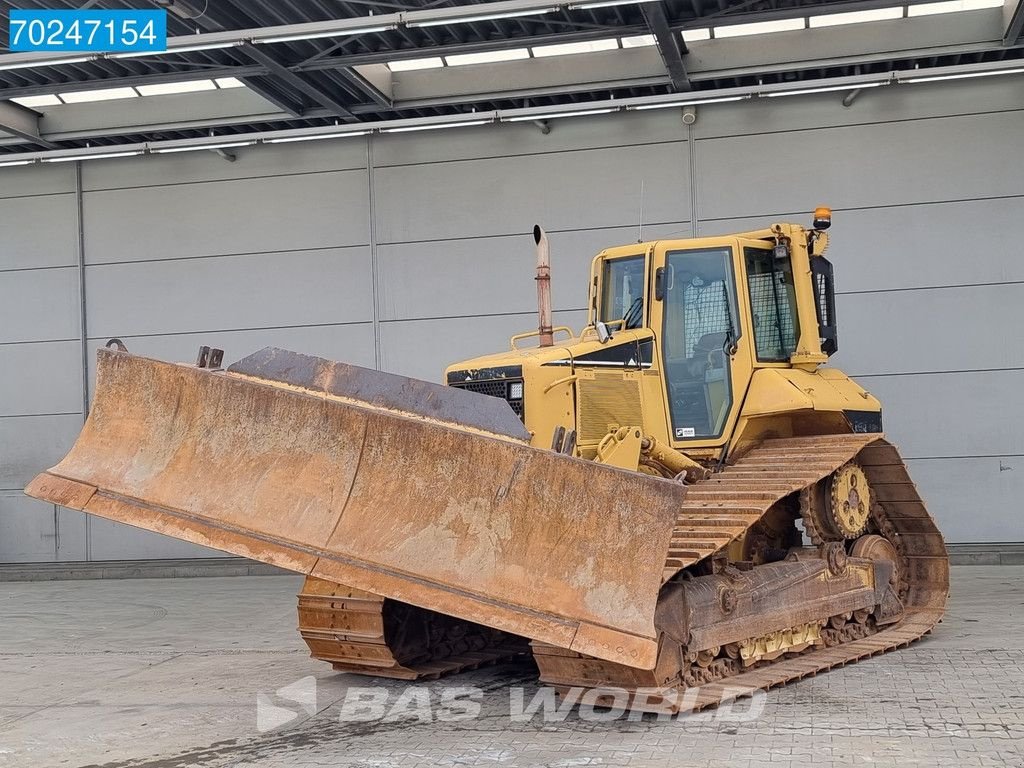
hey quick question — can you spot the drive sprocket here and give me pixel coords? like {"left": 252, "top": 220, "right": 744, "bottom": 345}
{"left": 800, "top": 461, "right": 872, "bottom": 543}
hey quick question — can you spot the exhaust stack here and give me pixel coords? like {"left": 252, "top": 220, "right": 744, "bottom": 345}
{"left": 533, "top": 224, "right": 553, "bottom": 347}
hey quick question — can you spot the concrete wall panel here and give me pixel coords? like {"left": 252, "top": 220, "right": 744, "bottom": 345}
{"left": 696, "top": 111, "right": 1024, "bottom": 220}
{"left": 85, "top": 246, "right": 373, "bottom": 338}
{"left": 0, "top": 493, "right": 58, "bottom": 563}
{"left": 374, "top": 142, "right": 690, "bottom": 244}
{"left": 0, "top": 267, "right": 80, "bottom": 343}
{"left": 0, "top": 414, "right": 82, "bottom": 491}
{"left": 0, "top": 341, "right": 82, "bottom": 417}
{"left": 834, "top": 283, "right": 1024, "bottom": 376}
{"left": 0, "top": 194, "right": 78, "bottom": 271}
{"left": 858, "top": 370, "right": 1024, "bottom": 459}
{"left": 82, "top": 170, "right": 369, "bottom": 263}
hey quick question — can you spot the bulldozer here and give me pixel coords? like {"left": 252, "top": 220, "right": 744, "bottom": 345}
{"left": 27, "top": 208, "right": 948, "bottom": 713}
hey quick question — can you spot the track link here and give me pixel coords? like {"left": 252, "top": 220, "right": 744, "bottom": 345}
{"left": 297, "top": 577, "right": 529, "bottom": 680}
{"left": 533, "top": 434, "right": 949, "bottom": 713}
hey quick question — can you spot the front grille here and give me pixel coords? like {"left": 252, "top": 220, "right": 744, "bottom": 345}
{"left": 450, "top": 379, "right": 525, "bottom": 419}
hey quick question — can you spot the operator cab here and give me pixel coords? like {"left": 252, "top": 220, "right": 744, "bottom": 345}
{"left": 589, "top": 213, "right": 837, "bottom": 452}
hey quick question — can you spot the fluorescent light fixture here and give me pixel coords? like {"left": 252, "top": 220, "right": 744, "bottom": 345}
{"left": 0, "top": 159, "right": 35, "bottom": 167}
{"left": 214, "top": 77, "right": 246, "bottom": 89}
{"left": 620, "top": 34, "right": 656, "bottom": 47}
{"left": 59, "top": 87, "right": 138, "bottom": 103}
{"left": 152, "top": 141, "right": 254, "bottom": 154}
{"left": 112, "top": 42, "right": 238, "bottom": 58}
{"left": 137, "top": 80, "right": 216, "bottom": 96}
{"left": 445, "top": 49, "right": 530, "bottom": 66}
{"left": 407, "top": 9, "right": 555, "bottom": 28}
{"left": 900, "top": 67, "right": 1024, "bottom": 83}
{"left": 628, "top": 95, "right": 747, "bottom": 110}
{"left": 11, "top": 94, "right": 61, "bottom": 107}
{"left": 764, "top": 81, "right": 887, "bottom": 97}
{"left": 258, "top": 25, "right": 395, "bottom": 43}
{"left": 0, "top": 55, "right": 91, "bottom": 71}
{"left": 713, "top": 18, "right": 805, "bottom": 38}
{"left": 380, "top": 119, "right": 491, "bottom": 133}
{"left": 43, "top": 151, "right": 142, "bottom": 163}
{"left": 809, "top": 6, "right": 903, "bottom": 27}
{"left": 532, "top": 38, "right": 618, "bottom": 57}
{"left": 264, "top": 131, "right": 371, "bottom": 143}
{"left": 569, "top": 0, "right": 659, "bottom": 8}
{"left": 387, "top": 57, "right": 445, "bottom": 72}
{"left": 908, "top": 0, "right": 1002, "bottom": 16}
{"left": 505, "top": 107, "right": 616, "bottom": 122}
{"left": 682, "top": 28, "right": 711, "bottom": 42}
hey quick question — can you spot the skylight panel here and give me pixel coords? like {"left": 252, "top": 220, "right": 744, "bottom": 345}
{"left": 713, "top": 18, "right": 805, "bottom": 38}
{"left": 908, "top": 0, "right": 1002, "bottom": 16}
{"left": 214, "top": 77, "right": 246, "bottom": 88}
{"left": 59, "top": 87, "right": 137, "bottom": 103}
{"left": 11, "top": 94, "right": 61, "bottom": 107}
{"left": 137, "top": 80, "right": 216, "bottom": 96}
{"left": 809, "top": 6, "right": 903, "bottom": 27}
{"left": 532, "top": 39, "right": 619, "bottom": 57}
{"left": 388, "top": 57, "right": 445, "bottom": 72}
{"left": 682, "top": 28, "right": 711, "bottom": 41}
{"left": 620, "top": 34, "right": 656, "bottom": 48}
{"left": 445, "top": 49, "right": 530, "bottom": 66}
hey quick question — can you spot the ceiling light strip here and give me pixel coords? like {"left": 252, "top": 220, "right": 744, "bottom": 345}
{"left": 899, "top": 67, "right": 1024, "bottom": 83}
{"left": 503, "top": 107, "right": 617, "bottom": 122}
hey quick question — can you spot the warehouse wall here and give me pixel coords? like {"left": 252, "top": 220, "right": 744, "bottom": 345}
{"left": 1, "top": 77, "right": 1022, "bottom": 562}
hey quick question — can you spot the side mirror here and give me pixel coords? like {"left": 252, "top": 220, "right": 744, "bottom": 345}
{"left": 595, "top": 321, "right": 612, "bottom": 344}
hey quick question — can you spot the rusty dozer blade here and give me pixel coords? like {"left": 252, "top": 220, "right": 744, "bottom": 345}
{"left": 26, "top": 347, "right": 684, "bottom": 669}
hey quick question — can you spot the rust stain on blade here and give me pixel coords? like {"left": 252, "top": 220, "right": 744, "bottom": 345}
{"left": 25, "top": 349, "right": 685, "bottom": 669}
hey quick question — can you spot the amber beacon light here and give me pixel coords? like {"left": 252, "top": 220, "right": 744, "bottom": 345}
{"left": 813, "top": 206, "right": 833, "bottom": 230}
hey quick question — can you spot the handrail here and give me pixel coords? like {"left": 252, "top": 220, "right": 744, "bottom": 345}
{"left": 509, "top": 326, "right": 574, "bottom": 350}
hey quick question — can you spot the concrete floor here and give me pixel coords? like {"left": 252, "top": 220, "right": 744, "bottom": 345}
{"left": 1, "top": 567, "right": 1022, "bottom": 768}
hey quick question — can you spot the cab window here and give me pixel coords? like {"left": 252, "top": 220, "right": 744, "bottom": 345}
{"left": 600, "top": 256, "right": 645, "bottom": 329}
{"left": 662, "top": 247, "right": 738, "bottom": 440}
{"left": 744, "top": 247, "right": 800, "bottom": 361}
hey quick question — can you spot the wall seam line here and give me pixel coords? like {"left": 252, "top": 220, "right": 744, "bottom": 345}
{"left": 367, "top": 136, "right": 382, "bottom": 371}
{"left": 74, "top": 160, "right": 91, "bottom": 562}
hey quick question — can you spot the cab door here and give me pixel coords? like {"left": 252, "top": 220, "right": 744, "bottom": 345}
{"left": 649, "top": 238, "right": 754, "bottom": 456}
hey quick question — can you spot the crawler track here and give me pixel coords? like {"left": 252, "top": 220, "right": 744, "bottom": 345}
{"left": 532, "top": 434, "right": 949, "bottom": 712}
{"left": 298, "top": 577, "right": 529, "bottom": 680}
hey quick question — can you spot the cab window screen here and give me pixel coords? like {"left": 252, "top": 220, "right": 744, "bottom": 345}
{"left": 600, "top": 256, "right": 645, "bottom": 329}
{"left": 745, "top": 247, "right": 800, "bottom": 362}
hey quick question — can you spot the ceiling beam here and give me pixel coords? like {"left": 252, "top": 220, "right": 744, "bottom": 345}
{"left": 159, "top": 0, "right": 307, "bottom": 117}
{"left": 0, "top": 100, "right": 58, "bottom": 149}
{"left": 642, "top": 2, "right": 691, "bottom": 92}
{"left": 240, "top": 44, "right": 359, "bottom": 121}
{"left": 337, "top": 66, "right": 394, "bottom": 110}
{"left": 1005, "top": 0, "right": 1024, "bottom": 44}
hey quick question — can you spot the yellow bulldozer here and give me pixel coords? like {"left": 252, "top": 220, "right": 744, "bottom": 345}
{"left": 27, "top": 209, "right": 948, "bottom": 713}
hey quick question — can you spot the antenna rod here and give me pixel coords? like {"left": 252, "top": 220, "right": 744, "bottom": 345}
{"left": 533, "top": 224, "right": 554, "bottom": 347}
{"left": 638, "top": 180, "right": 645, "bottom": 243}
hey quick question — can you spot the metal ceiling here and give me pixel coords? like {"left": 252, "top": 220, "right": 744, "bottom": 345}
{"left": 1, "top": 0, "right": 1022, "bottom": 154}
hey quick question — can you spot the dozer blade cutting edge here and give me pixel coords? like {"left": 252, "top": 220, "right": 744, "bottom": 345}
{"left": 26, "top": 346, "right": 685, "bottom": 669}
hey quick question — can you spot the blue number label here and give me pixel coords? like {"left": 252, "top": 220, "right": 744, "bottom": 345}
{"left": 8, "top": 9, "right": 167, "bottom": 53}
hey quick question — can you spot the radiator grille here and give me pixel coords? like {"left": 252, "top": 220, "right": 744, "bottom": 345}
{"left": 449, "top": 379, "right": 524, "bottom": 419}
{"left": 578, "top": 376, "right": 642, "bottom": 443}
